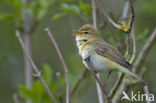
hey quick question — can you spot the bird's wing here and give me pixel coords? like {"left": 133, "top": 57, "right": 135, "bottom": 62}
{"left": 91, "top": 39, "right": 132, "bottom": 69}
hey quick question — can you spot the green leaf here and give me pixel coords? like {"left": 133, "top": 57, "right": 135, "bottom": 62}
{"left": 43, "top": 64, "right": 53, "bottom": 85}
{"left": 36, "top": 8, "right": 48, "bottom": 20}
{"left": 18, "top": 85, "right": 33, "bottom": 100}
{"left": 79, "top": 1, "right": 92, "bottom": 17}
{"left": 31, "top": 80, "right": 44, "bottom": 102}
{"left": 61, "top": 3, "right": 80, "bottom": 15}
{"left": 52, "top": 13, "right": 66, "bottom": 20}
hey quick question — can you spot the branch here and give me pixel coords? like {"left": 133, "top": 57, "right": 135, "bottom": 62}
{"left": 133, "top": 28, "right": 156, "bottom": 72}
{"left": 129, "top": 0, "right": 135, "bottom": 33}
{"left": 70, "top": 69, "right": 88, "bottom": 96}
{"left": 113, "top": 28, "right": 156, "bottom": 103}
{"left": 107, "top": 0, "right": 133, "bottom": 100}
{"left": 44, "top": 28, "right": 70, "bottom": 103}
{"left": 96, "top": 73, "right": 104, "bottom": 103}
{"left": 92, "top": 0, "right": 97, "bottom": 29}
{"left": 84, "top": 58, "right": 112, "bottom": 103}
{"left": 123, "top": 0, "right": 134, "bottom": 56}
{"left": 92, "top": 0, "right": 104, "bottom": 103}
{"left": 125, "top": 0, "right": 135, "bottom": 55}
{"left": 108, "top": 73, "right": 125, "bottom": 99}
{"left": 122, "top": 0, "right": 130, "bottom": 22}
{"left": 16, "top": 31, "right": 57, "bottom": 103}
{"left": 94, "top": 0, "right": 134, "bottom": 33}
{"left": 144, "top": 85, "right": 150, "bottom": 103}
{"left": 130, "top": 27, "right": 136, "bottom": 63}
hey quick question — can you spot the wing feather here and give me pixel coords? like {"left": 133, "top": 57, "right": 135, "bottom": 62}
{"left": 90, "top": 38, "right": 132, "bottom": 69}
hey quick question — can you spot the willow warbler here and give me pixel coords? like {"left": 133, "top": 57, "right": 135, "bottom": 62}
{"left": 73, "top": 24, "right": 145, "bottom": 84}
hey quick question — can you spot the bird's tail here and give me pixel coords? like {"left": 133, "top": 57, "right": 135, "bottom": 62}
{"left": 117, "top": 66, "right": 146, "bottom": 85}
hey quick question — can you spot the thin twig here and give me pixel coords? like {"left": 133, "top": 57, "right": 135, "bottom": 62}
{"left": 113, "top": 28, "right": 156, "bottom": 103}
{"left": 84, "top": 58, "right": 112, "bottom": 103}
{"left": 96, "top": 73, "right": 104, "bottom": 103}
{"left": 92, "top": 0, "right": 97, "bottom": 29}
{"left": 95, "top": 0, "right": 119, "bottom": 30}
{"left": 125, "top": 33, "right": 131, "bottom": 55}
{"left": 126, "top": 0, "right": 135, "bottom": 55}
{"left": 129, "top": 0, "right": 135, "bottom": 32}
{"left": 16, "top": 31, "right": 57, "bottom": 103}
{"left": 122, "top": 0, "right": 129, "bottom": 22}
{"left": 133, "top": 28, "right": 156, "bottom": 72}
{"left": 130, "top": 26, "right": 136, "bottom": 63}
{"left": 92, "top": 0, "right": 104, "bottom": 103}
{"left": 70, "top": 69, "right": 88, "bottom": 96}
{"left": 144, "top": 85, "right": 150, "bottom": 103}
{"left": 44, "top": 28, "right": 70, "bottom": 103}
{"left": 95, "top": 0, "right": 134, "bottom": 33}
{"left": 124, "top": 0, "right": 134, "bottom": 55}
{"left": 109, "top": 73, "right": 125, "bottom": 99}
{"left": 107, "top": 0, "right": 132, "bottom": 101}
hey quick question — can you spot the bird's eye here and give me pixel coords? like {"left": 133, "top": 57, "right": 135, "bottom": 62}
{"left": 83, "top": 39, "right": 88, "bottom": 42}
{"left": 84, "top": 32, "right": 89, "bottom": 34}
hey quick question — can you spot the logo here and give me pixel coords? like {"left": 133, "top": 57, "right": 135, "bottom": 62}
{"left": 121, "top": 91, "right": 154, "bottom": 102}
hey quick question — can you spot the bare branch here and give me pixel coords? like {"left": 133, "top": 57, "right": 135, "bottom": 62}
{"left": 108, "top": 73, "right": 125, "bottom": 99}
{"left": 133, "top": 28, "right": 156, "bottom": 72}
{"left": 125, "top": 33, "right": 131, "bottom": 55}
{"left": 96, "top": 73, "right": 104, "bottom": 103}
{"left": 95, "top": 0, "right": 134, "bottom": 33}
{"left": 124, "top": 0, "right": 134, "bottom": 55}
{"left": 95, "top": 0, "right": 119, "bottom": 30}
{"left": 44, "top": 28, "right": 70, "bottom": 103}
{"left": 92, "top": 0, "right": 104, "bottom": 103}
{"left": 130, "top": 27, "right": 136, "bottom": 63}
{"left": 16, "top": 31, "right": 57, "bottom": 103}
{"left": 92, "top": 0, "right": 97, "bottom": 29}
{"left": 84, "top": 58, "right": 112, "bottom": 103}
{"left": 129, "top": 0, "right": 135, "bottom": 32}
{"left": 107, "top": 0, "right": 132, "bottom": 100}
{"left": 144, "top": 85, "right": 150, "bottom": 103}
{"left": 113, "top": 28, "right": 156, "bottom": 103}
{"left": 122, "top": 0, "right": 129, "bottom": 22}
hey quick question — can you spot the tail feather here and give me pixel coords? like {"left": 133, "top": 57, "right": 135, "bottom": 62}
{"left": 117, "top": 66, "right": 146, "bottom": 85}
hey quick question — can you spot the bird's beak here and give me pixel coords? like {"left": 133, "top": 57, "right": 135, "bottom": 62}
{"left": 72, "top": 31, "right": 82, "bottom": 36}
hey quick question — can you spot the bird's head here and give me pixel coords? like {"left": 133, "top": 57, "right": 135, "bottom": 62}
{"left": 73, "top": 24, "right": 97, "bottom": 43}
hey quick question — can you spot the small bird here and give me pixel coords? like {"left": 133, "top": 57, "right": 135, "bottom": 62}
{"left": 73, "top": 24, "right": 145, "bottom": 85}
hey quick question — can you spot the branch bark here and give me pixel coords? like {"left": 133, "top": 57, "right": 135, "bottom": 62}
{"left": 84, "top": 58, "right": 112, "bottom": 103}
{"left": 16, "top": 31, "right": 57, "bottom": 103}
{"left": 113, "top": 28, "right": 156, "bottom": 103}
{"left": 44, "top": 28, "right": 70, "bottom": 103}
{"left": 92, "top": 0, "right": 104, "bottom": 103}
{"left": 107, "top": 0, "right": 133, "bottom": 100}
{"left": 22, "top": 0, "right": 33, "bottom": 103}
{"left": 133, "top": 28, "right": 156, "bottom": 72}
{"left": 130, "top": 27, "right": 136, "bottom": 63}
{"left": 95, "top": 0, "right": 134, "bottom": 33}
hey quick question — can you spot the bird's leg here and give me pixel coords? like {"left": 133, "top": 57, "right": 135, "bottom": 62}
{"left": 102, "top": 71, "right": 112, "bottom": 88}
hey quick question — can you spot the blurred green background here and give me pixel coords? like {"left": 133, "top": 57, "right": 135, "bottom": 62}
{"left": 0, "top": 0, "right": 156, "bottom": 103}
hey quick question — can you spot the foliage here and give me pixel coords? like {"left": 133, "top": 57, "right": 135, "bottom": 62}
{"left": 52, "top": 0, "right": 92, "bottom": 21}
{"left": 18, "top": 64, "right": 65, "bottom": 103}
{"left": 1, "top": 0, "right": 57, "bottom": 27}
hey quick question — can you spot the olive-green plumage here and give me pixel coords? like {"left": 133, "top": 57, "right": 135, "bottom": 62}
{"left": 74, "top": 24, "right": 145, "bottom": 84}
